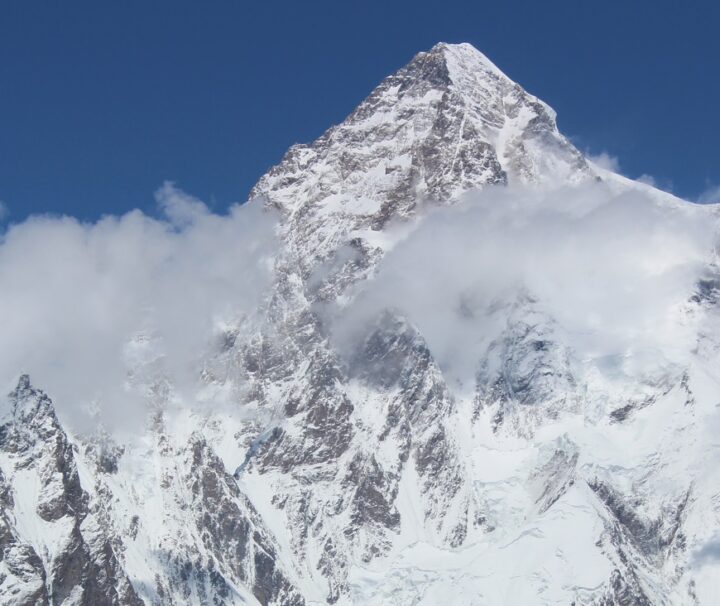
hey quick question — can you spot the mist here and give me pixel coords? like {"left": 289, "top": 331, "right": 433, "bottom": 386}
{"left": 329, "top": 182, "right": 719, "bottom": 388}
{"left": 2, "top": 177, "right": 717, "bottom": 434}
{"left": 0, "top": 183, "right": 277, "bottom": 433}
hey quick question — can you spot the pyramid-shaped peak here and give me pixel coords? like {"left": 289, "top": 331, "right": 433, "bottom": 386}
{"left": 426, "top": 42, "right": 507, "bottom": 75}
{"left": 393, "top": 42, "right": 517, "bottom": 96}
{"left": 339, "top": 41, "right": 558, "bottom": 139}
{"left": 8, "top": 373, "right": 37, "bottom": 407}
{"left": 14, "top": 373, "right": 32, "bottom": 394}
{"left": 252, "top": 42, "right": 590, "bottom": 225}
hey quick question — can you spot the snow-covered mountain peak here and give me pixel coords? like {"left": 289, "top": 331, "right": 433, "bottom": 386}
{"left": 251, "top": 42, "right": 591, "bottom": 216}
{"left": 251, "top": 42, "right": 591, "bottom": 271}
{"left": 3, "top": 44, "right": 720, "bottom": 606}
{"left": 428, "top": 41, "right": 501, "bottom": 73}
{"left": 411, "top": 42, "right": 532, "bottom": 106}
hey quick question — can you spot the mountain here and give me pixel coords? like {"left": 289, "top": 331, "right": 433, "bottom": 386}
{"left": 2, "top": 42, "right": 720, "bottom": 605}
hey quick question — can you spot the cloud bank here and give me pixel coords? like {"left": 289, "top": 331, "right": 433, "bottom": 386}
{"left": 331, "top": 182, "right": 718, "bottom": 387}
{"left": 0, "top": 183, "right": 277, "bottom": 432}
{"left": 2, "top": 177, "right": 717, "bottom": 432}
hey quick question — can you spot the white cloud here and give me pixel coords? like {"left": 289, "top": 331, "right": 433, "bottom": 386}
{"left": 155, "top": 181, "right": 211, "bottom": 227}
{"left": 329, "top": 182, "right": 717, "bottom": 387}
{"left": 0, "top": 187, "right": 278, "bottom": 433}
{"left": 691, "top": 533, "right": 720, "bottom": 568}
{"left": 3, "top": 177, "right": 717, "bottom": 434}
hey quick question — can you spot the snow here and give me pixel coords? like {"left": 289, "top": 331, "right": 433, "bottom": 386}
{"left": 347, "top": 484, "right": 611, "bottom": 606}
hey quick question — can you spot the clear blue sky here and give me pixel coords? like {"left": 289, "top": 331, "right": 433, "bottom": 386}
{"left": 1, "top": 0, "right": 718, "bottom": 221}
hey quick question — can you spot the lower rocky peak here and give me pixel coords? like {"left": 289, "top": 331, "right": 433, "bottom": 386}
{"left": 0, "top": 376, "right": 142, "bottom": 606}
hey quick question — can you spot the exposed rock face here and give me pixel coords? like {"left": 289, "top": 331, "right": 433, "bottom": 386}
{"left": 0, "top": 376, "right": 142, "bottom": 606}
{"left": 2, "top": 42, "right": 719, "bottom": 605}
{"left": 475, "top": 293, "right": 579, "bottom": 435}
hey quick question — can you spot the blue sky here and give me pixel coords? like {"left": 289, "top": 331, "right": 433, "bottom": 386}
{"left": 1, "top": 0, "right": 718, "bottom": 222}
